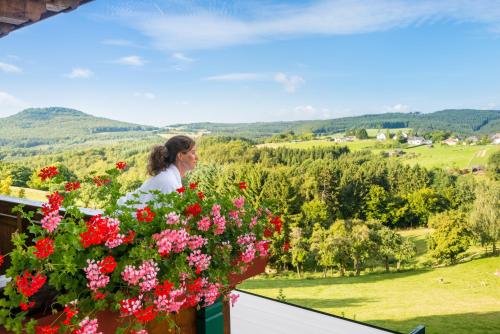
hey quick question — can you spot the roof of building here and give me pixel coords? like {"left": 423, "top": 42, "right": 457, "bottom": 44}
{"left": 232, "top": 290, "right": 399, "bottom": 334}
{"left": 0, "top": 0, "right": 94, "bottom": 38}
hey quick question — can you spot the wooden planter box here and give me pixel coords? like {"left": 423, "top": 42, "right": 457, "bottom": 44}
{"left": 0, "top": 257, "right": 268, "bottom": 334}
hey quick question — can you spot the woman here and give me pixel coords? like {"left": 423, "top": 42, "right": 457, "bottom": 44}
{"left": 118, "top": 135, "right": 197, "bottom": 207}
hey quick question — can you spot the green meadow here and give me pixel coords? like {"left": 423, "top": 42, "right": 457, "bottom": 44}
{"left": 240, "top": 256, "right": 500, "bottom": 334}
{"left": 259, "top": 139, "right": 499, "bottom": 169}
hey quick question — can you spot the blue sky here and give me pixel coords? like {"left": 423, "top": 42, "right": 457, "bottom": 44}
{"left": 1, "top": 0, "right": 500, "bottom": 126}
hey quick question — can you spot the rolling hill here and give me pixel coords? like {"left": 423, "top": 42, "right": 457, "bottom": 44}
{"left": 170, "top": 109, "right": 500, "bottom": 137}
{"left": 0, "top": 107, "right": 158, "bottom": 149}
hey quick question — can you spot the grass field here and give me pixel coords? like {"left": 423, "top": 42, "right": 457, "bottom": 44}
{"left": 239, "top": 257, "right": 500, "bottom": 334}
{"left": 402, "top": 144, "right": 495, "bottom": 169}
{"left": 259, "top": 139, "right": 499, "bottom": 169}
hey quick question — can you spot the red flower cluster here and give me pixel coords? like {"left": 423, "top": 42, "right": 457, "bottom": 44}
{"left": 270, "top": 216, "right": 283, "bottom": 234}
{"left": 33, "top": 238, "right": 55, "bottom": 259}
{"left": 116, "top": 161, "right": 127, "bottom": 170}
{"left": 99, "top": 256, "right": 117, "bottom": 274}
{"left": 80, "top": 215, "right": 120, "bottom": 248}
{"left": 176, "top": 186, "right": 185, "bottom": 193}
{"left": 154, "top": 279, "right": 174, "bottom": 296}
{"left": 92, "top": 291, "right": 107, "bottom": 300}
{"left": 48, "top": 191, "right": 63, "bottom": 207}
{"left": 239, "top": 182, "right": 247, "bottom": 189}
{"left": 93, "top": 176, "right": 111, "bottom": 187}
{"left": 197, "top": 191, "right": 205, "bottom": 200}
{"left": 123, "top": 231, "right": 136, "bottom": 244}
{"left": 62, "top": 306, "right": 78, "bottom": 325}
{"left": 41, "top": 192, "right": 63, "bottom": 216}
{"left": 134, "top": 306, "right": 158, "bottom": 324}
{"left": 136, "top": 207, "right": 155, "bottom": 222}
{"left": 20, "top": 301, "right": 35, "bottom": 311}
{"left": 189, "top": 182, "right": 198, "bottom": 190}
{"left": 38, "top": 166, "right": 59, "bottom": 182}
{"left": 35, "top": 325, "right": 59, "bottom": 334}
{"left": 186, "top": 202, "right": 202, "bottom": 217}
{"left": 0, "top": 254, "right": 4, "bottom": 268}
{"left": 282, "top": 242, "right": 290, "bottom": 253}
{"left": 15, "top": 271, "right": 47, "bottom": 297}
{"left": 65, "top": 181, "right": 81, "bottom": 192}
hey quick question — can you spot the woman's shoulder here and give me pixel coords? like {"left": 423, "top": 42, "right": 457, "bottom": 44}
{"left": 149, "top": 165, "right": 181, "bottom": 191}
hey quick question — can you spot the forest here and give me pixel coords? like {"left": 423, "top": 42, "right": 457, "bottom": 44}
{"left": 1, "top": 136, "right": 498, "bottom": 278}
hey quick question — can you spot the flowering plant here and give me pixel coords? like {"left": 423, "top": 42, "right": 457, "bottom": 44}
{"left": 0, "top": 163, "right": 281, "bottom": 334}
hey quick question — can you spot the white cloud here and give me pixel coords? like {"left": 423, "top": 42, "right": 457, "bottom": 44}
{"left": 387, "top": 103, "right": 412, "bottom": 112}
{"left": 172, "top": 52, "right": 195, "bottom": 63}
{"left": 113, "top": 1, "right": 500, "bottom": 50}
{"left": 204, "top": 73, "right": 265, "bottom": 81}
{"left": 134, "top": 92, "right": 156, "bottom": 99}
{"left": 0, "top": 62, "right": 22, "bottom": 74}
{"left": 102, "top": 39, "right": 135, "bottom": 47}
{"left": 115, "top": 56, "right": 145, "bottom": 66}
{"left": 293, "top": 105, "right": 332, "bottom": 119}
{"left": 0, "top": 91, "right": 29, "bottom": 116}
{"left": 65, "top": 68, "right": 93, "bottom": 79}
{"left": 274, "top": 72, "right": 304, "bottom": 93}
{"left": 204, "top": 71, "right": 304, "bottom": 92}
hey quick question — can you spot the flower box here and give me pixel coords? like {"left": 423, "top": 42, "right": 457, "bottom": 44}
{"left": 0, "top": 165, "right": 281, "bottom": 334}
{"left": 228, "top": 256, "right": 268, "bottom": 287}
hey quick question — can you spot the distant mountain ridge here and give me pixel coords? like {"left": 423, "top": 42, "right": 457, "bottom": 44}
{"left": 171, "top": 109, "right": 500, "bottom": 137}
{"left": 0, "top": 107, "right": 158, "bottom": 150}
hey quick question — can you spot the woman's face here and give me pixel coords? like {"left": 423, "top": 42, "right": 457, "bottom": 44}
{"left": 178, "top": 145, "right": 198, "bottom": 171}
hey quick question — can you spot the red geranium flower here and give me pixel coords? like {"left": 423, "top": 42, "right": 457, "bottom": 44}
{"left": 185, "top": 202, "right": 202, "bottom": 217}
{"left": 239, "top": 182, "right": 247, "bottom": 189}
{"left": 154, "top": 280, "right": 174, "bottom": 296}
{"left": 136, "top": 207, "right": 155, "bottom": 222}
{"left": 123, "top": 231, "right": 136, "bottom": 244}
{"left": 176, "top": 186, "right": 185, "bottom": 193}
{"left": 270, "top": 216, "right": 283, "bottom": 234}
{"left": 46, "top": 191, "right": 63, "bottom": 211}
{"left": 20, "top": 301, "right": 35, "bottom": 311}
{"left": 116, "top": 161, "right": 127, "bottom": 170}
{"left": 0, "top": 254, "right": 4, "bottom": 268}
{"left": 65, "top": 181, "right": 81, "bottom": 192}
{"left": 38, "top": 166, "right": 59, "bottom": 182}
{"left": 15, "top": 271, "right": 47, "bottom": 297}
{"left": 187, "top": 277, "right": 203, "bottom": 294}
{"left": 264, "top": 228, "right": 273, "bottom": 238}
{"left": 79, "top": 215, "right": 119, "bottom": 248}
{"left": 99, "top": 256, "right": 117, "bottom": 274}
{"left": 197, "top": 191, "right": 205, "bottom": 200}
{"left": 93, "top": 176, "right": 111, "bottom": 187}
{"left": 92, "top": 291, "right": 107, "bottom": 300}
{"left": 62, "top": 306, "right": 78, "bottom": 325}
{"left": 189, "top": 182, "right": 198, "bottom": 190}
{"left": 33, "top": 238, "right": 55, "bottom": 259}
{"left": 282, "top": 242, "right": 290, "bottom": 253}
{"left": 36, "top": 325, "right": 60, "bottom": 334}
{"left": 134, "top": 306, "right": 158, "bottom": 324}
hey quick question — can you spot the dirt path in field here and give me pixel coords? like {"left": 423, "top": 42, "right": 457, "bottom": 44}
{"left": 468, "top": 149, "right": 487, "bottom": 167}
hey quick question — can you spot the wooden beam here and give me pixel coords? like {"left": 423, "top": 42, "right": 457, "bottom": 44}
{"left": 46, "top": 0, "right": 81, "bottom": 12}
{"left": 0, "top": 0, "right": 93, "bottom": 38}
{"left": 25, "top": 0, "right": 46, "bottom": 21}
{"left": 0, "top": 1, "right": 25, "bottom": 24}
{"left": 0, "top": 0, "right": 45, "bottom": 24}
{"left": 0, "top": 22, "right": 15, "bottom": 37}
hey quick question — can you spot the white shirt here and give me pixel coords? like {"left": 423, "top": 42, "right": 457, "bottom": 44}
{"left": 117, "top": 164, "right": 182, "bottom": 208}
